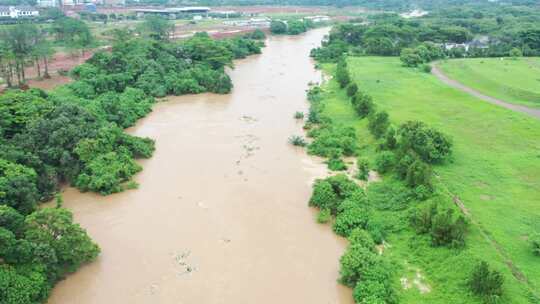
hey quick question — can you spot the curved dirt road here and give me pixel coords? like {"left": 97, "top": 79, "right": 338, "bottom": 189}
{"left": 431, "top": 64, "right": 540, "bottom": 119}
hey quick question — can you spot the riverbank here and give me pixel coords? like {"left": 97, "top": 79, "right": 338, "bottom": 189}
{"left": 309, "top": 56, "right": 539, "bottom": 303}
{"left": 46, "top": 28, "right": 354, "bottom": 304}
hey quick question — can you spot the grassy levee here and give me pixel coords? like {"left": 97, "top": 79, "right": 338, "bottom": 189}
{"left": 437, "top": 58, "right": 540, "bottom": 108}
{"left": 319, "top": 56, "right": 540, "bottom": 303}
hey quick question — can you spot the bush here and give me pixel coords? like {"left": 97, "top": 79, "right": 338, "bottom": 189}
{"left": 374, "top": 151, "right": 395, "bottom": 174}
{"left": 379, "top": 127, "right": 397, "bottom": 150}
{"left": 307, "top": 124, "right": 357, "bottom": 157}
{"left": 368, "top": 111, "right": 390, "bottom": 138}
{"left": 294, "top": 111, "right": 304, "bottom": 119}
{"left": 317, "top": 209, "right": 332, "bottom": 224}
{"left": 348, "top": 228, "right": 375, "bottom": 251}
{"left": 333, "top": 199, "right": 370, "bottom": 237}
{"left": 309, "top": 175, "right": 363, "bottom": 215}
{"left": 309, "top": 180, "right": 339, "bottom": 211}
{"left": 356, "top": 157, "right": 369, "bottom": 180}
{"left": 346, "top": 83, "right": 358, "bottom": 97}
{"left": 411, "top": 203, "right": 468, "bottom": 248}
{"left": 468, "top": 261, "right": 504, "bottom": 303}
{"left": 339, "top": 244, "right": 380, "bottom": 287}
{"left": 368, "top": 179, "right": 414, "bottom": 211}
{"left": 288, "top": 135, "right": 307, "bottom": 147}
{"left": 421, "top": 64, "right": 432, "bottom": 73}
{"left": 404, "top": 159, "right": 432, "bottom": 189}
{"left": 327, "top": 155, "right": 347, "bottom": 171}
{"left": 529, "top": 232, "right": 540, "bottom": 256}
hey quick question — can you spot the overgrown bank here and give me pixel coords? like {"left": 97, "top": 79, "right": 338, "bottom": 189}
{"left": 0, "top": 28, "right": 264, "bottom": 303}
{"left": 296, "top": 53, "right": 539, "bottom": 303}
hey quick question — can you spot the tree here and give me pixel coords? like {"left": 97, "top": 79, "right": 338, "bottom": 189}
{"left": 24, "top": 207, "right": 100, "bottom": 277}
{"left": 346, "top": 83, "right": 358, "bottom": 97}
{"left": 0, "top": 159, "right": 39, "bottom": 215}
{"left": 139, "top": 15, "right": 174, "bottom": 41}
{"left": 352, "top": 91, "right": 375, "bottom": 118}
{"left": 368, "top": 111, "right": 390, "bottom": 138}
{"left": 52, "top": 17, "right": 93, "bottom": 55}
{"left": 287, "top": 20, "right": 307, "bottom": 35}
{"left": 468, "top": 261, "right": 504, "bottom": 302}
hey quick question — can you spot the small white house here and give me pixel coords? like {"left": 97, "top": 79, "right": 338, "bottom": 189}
{"left": 0, "top": 6, "right": 39, "bottom": 18}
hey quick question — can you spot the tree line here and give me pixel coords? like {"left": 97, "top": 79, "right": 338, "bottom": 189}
{"left": 311, "top": 3, "right": 540, "bottom": 63}
{"left": 0, "top": 16, "right": 93, "bottom": 87}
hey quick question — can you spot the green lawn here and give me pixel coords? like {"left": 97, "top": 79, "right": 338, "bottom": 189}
{"left": 320, "top": 57, "right": 540, "bottom": 303}
{"left": 437, "top": 57, "right": 540, "bottom": 108}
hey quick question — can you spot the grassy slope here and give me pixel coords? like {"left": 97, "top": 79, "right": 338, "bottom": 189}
{"left": 320, "top": 57, "right": 540, "bottom": 303}
{"left": 437, "top": 57, "right": 540, "bottom": 108}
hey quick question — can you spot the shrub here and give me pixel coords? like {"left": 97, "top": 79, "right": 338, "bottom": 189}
{"left": 356, "top": 157, "right": 369, "bottom": 180}
{"left": 368, "top": 179, "right": 414, "bottom": 211}
{"left": 309, "top": 180, "right": 339, "bottom": 210}
{"left": 317, "top": 209, "right": 332, "bottom": 224}
{"left": 348, "top": 228, "right": 375, "bottom": 251}
{"left": 421, "top": 64, "right": 432, "bottom": 73}
{"left": 333, "top": 200, "right": 370, "bottom": 237}
{"left": 352, "top": 261, "right": 397, "bottom": 304}
{"left": 327, "top": 155, "right": 347, "bottom": 171}
{"left": 405, "top": 159, "right": 432, "bottom": 189}
{"left": 339, "top": 244, "right": 380, "bottom": 287}
{"left": 530, "top": 232, "right": 540, "bottom": 256}
{"left": 430, "top": 208, "right": 467, "bottom": 248}
{"left": 346, "top": 83, "right": 358, "bottom": 97}
{"left": 351, "top": 91, "right": 375, "bottom": 118}
{"left": 368, "top": 111, "right": 390, "bottom": 138}
{"left": 288, "top": 135, "right": 307, "bottom": 147}
{"left": 307, "top": 124, "right": 357, "bottom": 157}
{"left": 294, "top": 111, "right": 304, "bottom": 119}
{"left": 374, "top": 151, "right": 395, "bottom": 174}
{"left": 468, "top": 261, "right": 504, "bottom": 303}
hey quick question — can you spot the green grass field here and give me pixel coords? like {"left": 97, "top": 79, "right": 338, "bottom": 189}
{"left": 320, "top": 57, "right": 540, "bottom": 303}
{"left": 437, "top": 57, "right": 540, "bottom": 108}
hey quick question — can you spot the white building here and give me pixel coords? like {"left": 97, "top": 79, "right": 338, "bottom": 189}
{"left": 0, "top": 6, "right": 39, "bottom": 18}
{"left": 37, "top": 0, "right": 60, "bottom": 7}
{"left": 304, "top": 15, "right": 330, "bottom": 23}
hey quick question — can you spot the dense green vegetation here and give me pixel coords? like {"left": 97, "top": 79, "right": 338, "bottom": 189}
{"left": 270, "top": 18, "right": 315, "bottom": 35}
{"left": 305, "top": 53, "right": 540, "bottom": 303}
{"left": 311, "top": 4, "right": 540, "bottom": 63}
{"left": 0, "top": 16, "right": 263, "bottom": 304}
{"left": 437, "top": 57, "right": 540, "bottom": 108}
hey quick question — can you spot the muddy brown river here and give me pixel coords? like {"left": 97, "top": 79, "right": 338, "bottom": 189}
{"left": 47, "top": 27, "right": 353, "bottom": 304}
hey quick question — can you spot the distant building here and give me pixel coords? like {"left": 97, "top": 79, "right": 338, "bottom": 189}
{"left": 223, "top": 17, "right": 270, "bottom": 27}
{"left": 37, "top": 0, "right": 60, "bottom": 7}
{"left": 0, "top": 6, "right": 39, "bottom": 18}
{"left": 135, "top": 7, "right": 210, "bottom": 19}
{"left": 304, "top": 15, "right": 330, "bottom": 23}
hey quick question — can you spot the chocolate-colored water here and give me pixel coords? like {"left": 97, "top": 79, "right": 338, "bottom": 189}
{"left": 47, "top": 28, "right": 353, "bottom": 304}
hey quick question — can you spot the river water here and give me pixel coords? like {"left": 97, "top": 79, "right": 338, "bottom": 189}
{"left": 47, "top": 27, "right": 353, "bottom": 304}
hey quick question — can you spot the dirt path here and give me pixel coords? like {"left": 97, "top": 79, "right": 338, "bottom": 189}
{"left": 431, "top": 63, "right": 540, "bottom": 119}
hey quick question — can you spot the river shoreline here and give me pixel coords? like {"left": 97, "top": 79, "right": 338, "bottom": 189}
{"left": 46, "top": 28, "right": 354, "bottom": 304}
